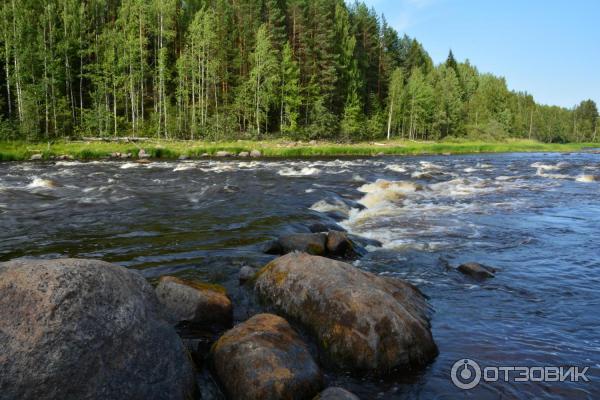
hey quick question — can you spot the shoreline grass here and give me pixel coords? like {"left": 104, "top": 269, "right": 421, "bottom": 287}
{"left": 0, "top": 139, "right": 597, "bottom": 162}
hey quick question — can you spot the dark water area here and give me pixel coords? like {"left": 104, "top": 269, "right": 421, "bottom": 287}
{"left": 1, "top": 153, "right": 599, "bottom": 399}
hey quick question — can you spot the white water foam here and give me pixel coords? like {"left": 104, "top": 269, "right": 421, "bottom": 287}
{"left": 26, "top": 177, "right": 59, "bottom": 189}
{"left": 120, "top": 162, "right": 139, "bottom": 170}
{"left": 385, "top": 164, "right": 408, "bottom": 173}
{"left": 576, "top": 175, "right": 599, "bottom": 183}
{"left": 278, "top": 167, "right": 320, "bottom": 177}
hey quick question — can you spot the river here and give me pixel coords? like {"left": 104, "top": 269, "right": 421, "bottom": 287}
{"left": 1, "top": 152, "right": 599, "bottom": 399}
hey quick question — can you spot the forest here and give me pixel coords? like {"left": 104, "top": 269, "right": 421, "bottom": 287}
{"left": 0, "top": 0, "right": 598, "bottom": 143}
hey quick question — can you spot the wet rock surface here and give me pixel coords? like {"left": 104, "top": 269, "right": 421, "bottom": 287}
{"left": 254, "top": 253, "right": 438, "bottom": 372}
{"left": 238, "top": 265, "right": 259, "bottom": 284}
{"left": 265, "top": 231, "right": 367, "bottom": 260}
{"left": 457, "top": 262, "right": 497, "bottom": 280}
{"left": 0, "top": 258, "right": 196, "bottom": 400}
{"left": 326, "top": 231, "right": 362, "bottom": 258}
{"left": 211, "top": 313, "right": 323, "bottom": 400}
{"left": 155, "top": 275, "right": 233, "bottom": 332}
{"left": 264, "top": 233, "right": 327, "bottom": 256}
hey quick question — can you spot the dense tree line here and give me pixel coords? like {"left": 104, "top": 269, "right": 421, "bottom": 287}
{"left": 0, "top": 0, "right": 597, "bottom": 142}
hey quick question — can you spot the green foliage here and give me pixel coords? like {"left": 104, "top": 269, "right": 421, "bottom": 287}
{"left": 280, "top": 42, "right": 301, "bottom": 134}
{"left": 0, "top": 0, "right": 594, "bottom": 143}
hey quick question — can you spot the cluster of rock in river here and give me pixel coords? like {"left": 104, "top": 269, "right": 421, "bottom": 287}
{"left": 29, "top": 148, "right": 264, "bottom": 161}
{"left": 0, "top": 226, "right": 495, "bottom": 400}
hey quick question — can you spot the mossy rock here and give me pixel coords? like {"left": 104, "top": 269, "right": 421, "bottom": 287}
{"left": 254, "top": 253, "right": 438, "bottom": 373}
{"left": 211, "top": 313, "right": 323, "bottom": 400}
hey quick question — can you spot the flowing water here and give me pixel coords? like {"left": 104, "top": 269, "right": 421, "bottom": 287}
{"left": 1, "top": 153, "right": 599, "bottom": 399}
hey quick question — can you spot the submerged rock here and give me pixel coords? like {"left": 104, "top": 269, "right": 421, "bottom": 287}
{"left": 457, "top": 262, "right": 497, "bottom": 280}
{"left": 211, "top": 313, "right": 323, "bottom": 400}
{"left": 0, "top": 258, "right": 196, "bottom": 400}
{"left": 309, "top": 222, "right": 346, "bottom": 233}
{"left": 155, "top": 276, "right": 233, "bottom": 331}
{"left": 255, "top": 253, "right": 438, "bottom": 372}
{"left": 314, "top": 387, "right": 360, "bottom": 400}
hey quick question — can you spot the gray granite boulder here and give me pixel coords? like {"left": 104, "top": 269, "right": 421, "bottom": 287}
{"left": 0, "top": 258, "right": 196, "bottom": 400}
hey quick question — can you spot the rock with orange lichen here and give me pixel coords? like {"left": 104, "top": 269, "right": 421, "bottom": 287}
{"left": 211, "top": 313, "right": 323, "bottom": 400}
{"left": 254, "top": 253, "right": 438, "bottom": 373}
{"left": 0, "top": 258, "right": 196, "bottom": 400}
{"left": 155, "top": 275, "right": 233, "bottom": 332}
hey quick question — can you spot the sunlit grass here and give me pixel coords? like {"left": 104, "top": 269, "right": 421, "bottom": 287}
{"left": 0, "top": 138, "right": 595, "bottom": 161}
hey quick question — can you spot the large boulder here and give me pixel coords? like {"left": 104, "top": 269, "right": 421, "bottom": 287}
{"left": 254, "top": 253, "right": 438, "bottom": 372}
{"left": 314, "top": 387, "right": 360, "bottom": 400}
{"left": 155, "top": 275, "right": 233, "bottom": 332}
{"left": 0, "top": 258, "right": 196, "bottom": 400}
{"left": 211, "top": 313, "right": 323, "bottom": 400}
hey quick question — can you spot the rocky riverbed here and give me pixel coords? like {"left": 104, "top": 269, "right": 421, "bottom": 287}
{"left": 0, "top": 235, "right": 439, "bottom": 399}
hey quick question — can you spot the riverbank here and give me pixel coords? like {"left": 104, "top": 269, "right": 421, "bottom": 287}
{"left": 0, "top": 138, "right": 596, "bottom": 161}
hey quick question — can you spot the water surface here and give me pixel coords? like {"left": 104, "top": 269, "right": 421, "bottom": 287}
{"left": 1, "top": 153, "right": 599, "bottom": 399}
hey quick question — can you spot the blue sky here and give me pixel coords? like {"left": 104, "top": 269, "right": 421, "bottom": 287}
{"left": 361, "top": 0, "right": 599, "bottom": 108}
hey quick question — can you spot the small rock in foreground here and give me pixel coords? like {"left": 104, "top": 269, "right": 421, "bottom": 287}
{"left": 211, "top": 313, "right": 323, "bottom": 400}
{"left": 250, "top": 149, "right": 262, "bottom": 158}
